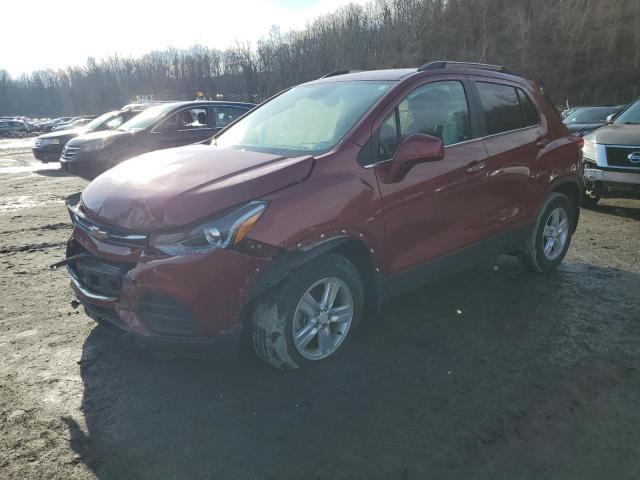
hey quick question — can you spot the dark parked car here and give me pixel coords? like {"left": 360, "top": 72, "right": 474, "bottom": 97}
{"left": 561, "top": 106, "right": 582, "bottom": 119}
{"left": 581, "top": 96, "right": 640, "bottom": 207}
{"left": 0, "top": 119, "right": 30, "bottom": 136}
{"left": 60, "top": 61, "right": 582, "bottom": 369}
{"left": 52, "top": 117, "right": 92, "bottom": 131}
{"left": 60, "top": 101, "right": 255, "bottom": 179}
{"left": 43, "top": 117, "right": 74, "bottom": 132}
{"left": 563, "top": 106, "right": 621, "bottom": 135}
{"left": 33, "top": 107, "right": 150, "bottom": 162}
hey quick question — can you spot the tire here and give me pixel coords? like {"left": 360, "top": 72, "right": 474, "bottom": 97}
{"left": 250, "top": 253, "right": 364, "bottom": 370}
{"left": 520, "top": 192, "right": 575, "bottom": 273}
{"left": 581, "top": 191, "right": 600, "bottom": 209}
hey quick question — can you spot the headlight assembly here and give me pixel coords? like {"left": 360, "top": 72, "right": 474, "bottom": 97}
{"left": 43, "top": 138, "right": 60, "bottom": 145}
{"left": 82, "top": 139, "right": 109, "bottom": 152}
{"left": 149, "top": 201, "right": 267, "bottom": 256}
{"left": 582, "top": 137, "right": 597, "bottom": 163}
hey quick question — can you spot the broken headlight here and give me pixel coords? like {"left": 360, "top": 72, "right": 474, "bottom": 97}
{"left": 148, "top": 201, "right": 267, "bottom": 256}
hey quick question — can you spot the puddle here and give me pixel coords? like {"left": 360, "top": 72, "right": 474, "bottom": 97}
{"left": 0, "top": 162, "right": 61, "bottom": 175}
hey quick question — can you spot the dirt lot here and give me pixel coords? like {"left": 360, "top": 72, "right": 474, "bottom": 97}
{"left": 1, "top": 139, "right": 639, "bottom": 480}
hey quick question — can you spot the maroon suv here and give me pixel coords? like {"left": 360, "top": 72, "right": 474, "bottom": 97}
{"left": 61, "top": 61, "right": 583, "bottom": 369}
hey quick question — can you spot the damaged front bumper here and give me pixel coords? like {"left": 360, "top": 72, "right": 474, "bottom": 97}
{"left": 583, "top": 165, "right": 640, "bottom": 199}
{"left": 58, "top": 193, "right": 272, "bottom": 357}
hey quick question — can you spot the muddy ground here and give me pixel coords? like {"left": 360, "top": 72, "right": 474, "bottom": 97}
{"left": 0, "top": 139, "right": 639, "bottom": 480}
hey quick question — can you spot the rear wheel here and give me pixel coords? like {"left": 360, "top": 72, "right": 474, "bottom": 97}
{"left": 520, "top": 192, "right": 575, "bottom": 272}
{"left": 251, "top": 253, "right": 363, "bottom": 370}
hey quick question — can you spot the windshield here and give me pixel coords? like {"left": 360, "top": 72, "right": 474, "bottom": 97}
{"left": 614, "top": 99, "right": 640, "bottom": 125}
{"left": 215, "top": 81, "right": 393, "bottom": 156}
{"left": 84, "top": 111, "right": 118, "bottom": 132}
{"left": 118, "top": 103, "right": 177, "bottom": 132}
{"left": 86, "top": 110, "right": 141, "bottom": 132}
{"left": 565, "top": 107, "right": 617, "bottom": 124}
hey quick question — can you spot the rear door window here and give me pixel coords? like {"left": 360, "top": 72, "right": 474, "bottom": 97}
{"left": 477, "top": 82, "right": 524, "bottom": 135}
{"left": 213, "top": 106, "right": 248, "bottom": 128}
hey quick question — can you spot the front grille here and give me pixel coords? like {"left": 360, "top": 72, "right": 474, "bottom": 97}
{"left": 67, "top": 241, "right": 135, "bottom": 299}
{"left": 605, "top": 146, "right": 640, "bottom": 169}
{"left": 35, "top": 139, "right": 45, "bottom": 148}
{"left": 71, "top": 259, "right": 129, "bottom": 298}
{"left": 61, "top": 145, "right": 83, "bottom": 160}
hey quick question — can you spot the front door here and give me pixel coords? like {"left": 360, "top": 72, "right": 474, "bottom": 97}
{"left": 373, "top": 79, "right": 491, "bottom": 278}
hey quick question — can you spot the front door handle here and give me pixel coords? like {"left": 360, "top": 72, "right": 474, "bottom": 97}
{"left": 467, "top": 160, "right": 486, "bottom": 172}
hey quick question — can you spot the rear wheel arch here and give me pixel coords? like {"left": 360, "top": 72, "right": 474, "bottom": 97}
{"left": 545, "top": 177, "right": 582, "bottom": 231}
{"left": 520, "top": 192, "right": 573, "bottom": 273}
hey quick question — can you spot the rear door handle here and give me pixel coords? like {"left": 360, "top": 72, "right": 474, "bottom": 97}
{"left": 467, "top": 160, "right": 486, "bottom": 172}
{"left": 536, "top": 138, "right": 550, "bottom": 148}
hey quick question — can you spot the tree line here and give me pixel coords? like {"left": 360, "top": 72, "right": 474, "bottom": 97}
{"left": 1, "top": 0, "right": 639, "bottom": 116}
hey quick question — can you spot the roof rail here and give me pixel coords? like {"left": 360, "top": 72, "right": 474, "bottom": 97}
{"left": 418, "top": 61, "right": 512, "bottom": 74}
{"left": 320, "top": 70, "right": 361, "bottom": 78}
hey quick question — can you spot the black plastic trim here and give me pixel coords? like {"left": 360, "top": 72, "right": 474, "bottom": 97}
{"left": 245, "top": 236, "right": 350, "bottom": 302}
{"left": 384, "top": 223, "right": 533, "bottom": 300}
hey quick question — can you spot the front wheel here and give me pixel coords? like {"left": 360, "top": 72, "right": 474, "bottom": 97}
{"left": 520, "top": 192, "right": 575, "bottom": 273}
{"left": 251, "top": 253, "right": 364, "bottom": 370}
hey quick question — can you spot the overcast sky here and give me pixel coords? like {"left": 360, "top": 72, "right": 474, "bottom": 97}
{"left": 1, "top": 0, "right": 366, "bottom": 77}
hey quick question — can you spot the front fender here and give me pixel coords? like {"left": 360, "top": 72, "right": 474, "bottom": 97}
{"left": 244, "top": 236, "right": 350, "bottom": 302}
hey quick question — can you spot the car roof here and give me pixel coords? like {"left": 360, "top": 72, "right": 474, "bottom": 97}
{"left": 313, "top": 69, "right": 417, "bottom": 82}
{"left": 166, "top": 100, "right": 256, "bottom": 109}
{"left": 306, "top": 64, "right": 530, "bottom": 87}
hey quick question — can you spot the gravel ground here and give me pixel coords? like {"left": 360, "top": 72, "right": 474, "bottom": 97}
{"left": 1, "top": 141, "right": 639, "bottom": 480}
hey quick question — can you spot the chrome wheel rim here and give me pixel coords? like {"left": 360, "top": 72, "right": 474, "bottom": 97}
{"left": 292, "top": 277, "right": 354, "bottom": 361}
{"left": 543, "top": 207, "right": 569, "bottom": 260}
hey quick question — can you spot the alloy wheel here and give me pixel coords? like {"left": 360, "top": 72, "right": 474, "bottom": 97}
{"left": 542, "top": 207, "right": 569, "bottom": 260}
{"left": 292, "top": 277, "right": 354, "bottom": 360}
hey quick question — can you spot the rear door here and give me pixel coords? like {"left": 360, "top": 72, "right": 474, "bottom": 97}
{"left": 471, "top": 80, "right": 545, "bottom": 243}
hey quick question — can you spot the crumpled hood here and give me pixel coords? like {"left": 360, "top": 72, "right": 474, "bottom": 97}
{"left": 588, "top": 123, "right": 640, "bottom": 145}
{"left": 81, "top": 145, "right": 314, "bottom": 231}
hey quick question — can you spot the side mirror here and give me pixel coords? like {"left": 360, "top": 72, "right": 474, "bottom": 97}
{"left": 606, "top": 114, "right": 615, "bottom": 124}
{"left": 381, "top": 133, "right": 444, "bottom": 183}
